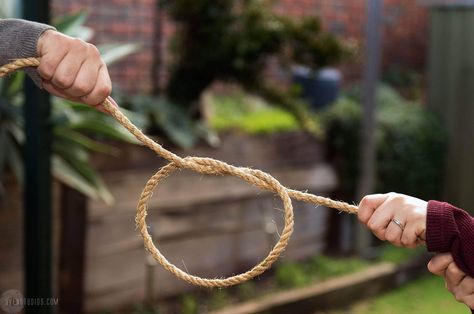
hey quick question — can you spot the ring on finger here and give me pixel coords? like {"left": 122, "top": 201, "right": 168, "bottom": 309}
{"left": 391, "top": 218, "right": 405, "bottom": 231}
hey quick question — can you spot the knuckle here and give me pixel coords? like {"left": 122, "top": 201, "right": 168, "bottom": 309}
{"left": 467, "top": 279, "right": 474, "bottom": 292}
{"left": 367, "top": 220, "right": 377, "bottom": 231}
{"left": 389, "top": 193, "right": 402, "bottom": 202}
{"left": 373, "top": 229, "right": 385, "bottom": 241}
{"left": 454, "top": 293, "right": 463, "bottom": 303}
{"left": 38, "top": 65, "right": 54, "bottom": 80}
{"left": 54, "top": 74, "right": 73, "bottom": 88}
{"left": 87, "top": 44, "right": 101, "bottom": 57}
{"left": 74, "top": 81, "right": 92, "bottom": 95}
{"left": 359, "top": 196, "right": 369, "bottom": 207}
{"left": 98, "top": 83, "right": 112, "bottom": 97}
{"left": 38, "top": 58, "right": 57, "bottom": 79}
{"left": 447, "top": 263, "right": 461, "bottom": 276}
{"left": 400, "top": 237, "right": 410, "bottom": 247}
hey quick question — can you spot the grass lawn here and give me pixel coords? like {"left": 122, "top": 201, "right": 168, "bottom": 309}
{"left": 326, "top": 275, "right": 468, "bottom": 314}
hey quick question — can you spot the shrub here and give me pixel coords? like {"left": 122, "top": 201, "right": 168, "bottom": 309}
{"left": 165, "top": 0, "right": 347, "bottom": 106}
{"left": 323, "top": 84, "right": 448, "bottom": 200}
{"left": 275, "top": 261, "right": 309, "bottom": 288}
{"left": 206, "top": 90, "right": 300, "bottom": 134}
{"left": 181, "top": 295, "right": 198, "bottom": 314}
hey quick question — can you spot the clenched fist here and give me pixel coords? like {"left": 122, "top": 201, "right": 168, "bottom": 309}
{"left": 428, "top": 253, "right": 474, "bottom": 309}
{"left": 36, "top": 29, "right": 112, "bottom": 110}
{"left": 358, "top": 192, "right": 427, "bottom": 248}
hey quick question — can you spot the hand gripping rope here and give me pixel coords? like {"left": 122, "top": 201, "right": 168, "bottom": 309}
{"left": 0, "top": 58, "right": 358, "bottom": 288}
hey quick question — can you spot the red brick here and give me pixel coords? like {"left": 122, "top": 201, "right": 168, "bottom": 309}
{"left": 51, "top": 0, "right": 428, "bottom": 93}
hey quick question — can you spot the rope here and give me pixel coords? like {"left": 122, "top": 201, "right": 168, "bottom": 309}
{"left": 0, "top": 57, "right": 359, "bottom": 288}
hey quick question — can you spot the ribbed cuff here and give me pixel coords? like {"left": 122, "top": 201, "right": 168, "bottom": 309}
{"left": 426, "top": 200, "right": 455, "bottom": 253}
{"left": 0, "top": 19, "right": 56, "bottom": 87}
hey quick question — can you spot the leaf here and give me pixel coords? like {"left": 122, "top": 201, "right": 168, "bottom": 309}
{"left": 70, "top": 120, "right": 140, "bottom": 144}
{"left": 6, "top": 122, "right": 24, "bottom": 144}
{"left": 2, "top": 72, "right": 24, "bottom": 98}
{"left": 54, "top": 142, "right": 89, "bottom": 164}
{"left": 52, "top": 156, "right": 114, "bottom": 205}
{"left": 54, "top": 10, "right": 88, "bottom": 35}
{"left": 54, "top": 128, "right": 116, "bottom": 155}
{"left": 52, "top": 156, "right": 99, "bottom": 200}
{"left": 73, "top": 26, "right": 94, "bottom": 42}
{"left": 98, "top": 43, "right": 141, "bottom": 66}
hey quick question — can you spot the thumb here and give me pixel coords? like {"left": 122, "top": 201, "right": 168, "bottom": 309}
{"left": 428, "top": 253, "right": 454, "bottom": 276}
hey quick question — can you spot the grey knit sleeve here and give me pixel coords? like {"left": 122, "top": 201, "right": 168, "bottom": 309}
{"left": 0, "top": 18, "right": 56, "bottom": 87}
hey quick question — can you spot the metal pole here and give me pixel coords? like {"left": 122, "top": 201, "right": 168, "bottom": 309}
{"left": 23, "top": 0, "right": 53, "bottom": 312}
{"left": 355, "top": 0, "right": 383, "bottom": 255}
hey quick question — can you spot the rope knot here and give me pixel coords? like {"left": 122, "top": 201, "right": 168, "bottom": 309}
{"left": 0, "top": 57, "right": 358, "bottom": 288}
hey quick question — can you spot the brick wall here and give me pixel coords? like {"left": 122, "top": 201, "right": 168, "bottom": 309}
{"left": 51, "top": 0, "right": 158, "bottom": 93}
{"left": 51, "top": 0, "right": 428, "bottom": 94}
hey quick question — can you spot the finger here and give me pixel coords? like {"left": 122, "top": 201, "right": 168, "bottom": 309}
{"left": 428, "top": 253, "right": 454, "bottom": 275}
{"left": 37, "top": 47, "right": 68, "bottom": 81}
{"left": 384, "top": 219, "right": 404, "bottom": 246}
{"left": 401, "top": 222, "right": 419, "bottom": 248}
{"left": 51, "top": 48, "right": 87, "bottom": 89}
{"left": 63, "top": 59, "right": 101, "bottom": 98}
{"left": 358, "top": 193, "right": 389, "bottom": 224}
{"left": 366, "top": 199, "right": 396, "bottom": 241}
{"left": 459, "top": 277, "right": 474, "bottom": 296}
{"left": 463, "top": 295, "right": 474, "bottom": 310}
{"left": 80, "top": 65, "right": 112, "bottom": 106}
{"left": 446, "top": 263, "right": 467, "bottom": 287}
{"left": 42, "top": 80, "right": 82, "bottom": 103}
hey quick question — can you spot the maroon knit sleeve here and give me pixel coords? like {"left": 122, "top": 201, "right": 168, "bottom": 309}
{"left": 426, "top": 200, "right": 474, "bottom": 277}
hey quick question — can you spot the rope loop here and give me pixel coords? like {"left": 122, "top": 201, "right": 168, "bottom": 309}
{"left": 0, "top": 58, "right": 358, "bottom": 288}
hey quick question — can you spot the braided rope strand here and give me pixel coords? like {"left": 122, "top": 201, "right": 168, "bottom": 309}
{"left": 0, "top": 58, "right": 359, "bottom": 288}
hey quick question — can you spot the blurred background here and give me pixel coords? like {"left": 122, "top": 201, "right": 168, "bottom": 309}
{"left": 0, "top": 0, "right": 473, "bottom": 313}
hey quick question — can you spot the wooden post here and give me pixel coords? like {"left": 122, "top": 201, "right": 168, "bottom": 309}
{"left": 58, "top": 184, "right": 87, "bottom": 313}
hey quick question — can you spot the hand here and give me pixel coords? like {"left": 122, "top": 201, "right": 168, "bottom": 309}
{"left": 428, "top": 253, "right": 474, "bottom": 309}
{"left": 358, "top": 193, "right": 427, "bottom": 248}
{"left": 36, "top": 29, "right": 112, "bottom": 110}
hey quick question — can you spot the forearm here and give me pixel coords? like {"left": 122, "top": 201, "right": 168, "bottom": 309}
{"left": 0, "top": 18, "right": 55, "bottom": 85}
{"left": 426, "top": 200, "right": 474, "bottom": 277}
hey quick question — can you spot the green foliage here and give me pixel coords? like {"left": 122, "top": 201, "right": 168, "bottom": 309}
{"left": 131, "top": 304, "right": 160, "bottom": 314}
{"left": 275, "top": 261, "right": 310, "bottom": 288}
{"left": 382, "top": 64, "right": 423, "bottom": 100}
{"left": 207, "top": 91, "right": 300, "bottom": 134}
{"left": 379, "top": 245, "right": 424, "bottom": 264}
{"left": 322, "top": 84, "right": 448, "bottom": 200}
{"left": 236, "top": 282, "right": 257, "bottom": 301}
{"left": 0, "top": 11, "right": 140, "bottom": 203}
{"left": 275, "top": 254, "right": 371, "bottom": 289}
{"left": 308, "top": 255, "right": 370, "bottom": 280}
{"left": 181, "top": 295, "right": 198, "bottom": 314}
{"left": 208, "top": 290, "right": 231, "bottom": 310}
{"left": 343, "top": 276, "right": 467, "bottom": 314}
{"left": 115, "top": 93, "right": 215, "bottom": 148}
{"left": 164, "top": 0, "right": 347, "bottom": 107}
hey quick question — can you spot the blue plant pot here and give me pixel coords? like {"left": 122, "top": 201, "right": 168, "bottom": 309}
{"left": 292, "top": 65, "right": 342, "bottom": 110}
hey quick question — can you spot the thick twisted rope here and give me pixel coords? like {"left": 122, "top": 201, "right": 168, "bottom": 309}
{"left": 0, "top": 58, "right": 358, "bottom": 288}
